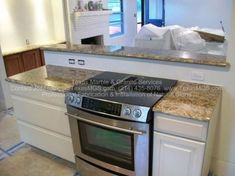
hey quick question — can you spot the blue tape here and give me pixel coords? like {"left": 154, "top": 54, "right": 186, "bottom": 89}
{"left": 6, "top": 142, "right": 24, "bottom": 153}
{"left": 0, "top": 147, "right": 11, "bottom": 156}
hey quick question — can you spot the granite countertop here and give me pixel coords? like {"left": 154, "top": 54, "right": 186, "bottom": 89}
{"left": 2, "top": 41, "right": 65, "bottom": 56}
{"left": 42, "top": 43, "right": 229, "bottom": 67}
{"left": 6, "top": 65, "right": 101, "bottom": 93}
{"left": 6, "top": 65, "right": 222, "bottom": 121}
{"left": 153, "top": 81, "right": 222, "bottom": 121}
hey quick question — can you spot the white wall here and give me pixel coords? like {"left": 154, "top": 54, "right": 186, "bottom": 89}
{"left": 51, "top": 0, "right": 65, "bottom": 41}
{"left": 108, "top": 0, "right": 137, "bottom": 46}
{"left": 0, "top": 47, "right": 12, "bottom": 110}
{"left": 0, "top": 0, "right": 65, "bottom": 52}
{"left": 165, "top": 0, "right": 233, "bottom": 32}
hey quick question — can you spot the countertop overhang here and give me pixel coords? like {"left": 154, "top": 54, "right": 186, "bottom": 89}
{"left": 42, "top": 44, "right": 229, "bottom": 67}
{"left": 6, "top": 65, "right": 222, "bottom": 122}
{"left": 2, "top": 41, "right": 65, "bottom": 57}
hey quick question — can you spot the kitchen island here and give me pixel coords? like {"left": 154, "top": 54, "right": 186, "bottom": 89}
{"left": 42, "top": 43, "right": 229, "bottom": 67}
{"left": 6, "top": 65, "right": 222, "bottom": 176}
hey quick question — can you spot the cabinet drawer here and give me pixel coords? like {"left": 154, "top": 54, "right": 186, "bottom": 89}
{"left": 9, "top": 83, "right": 66, "bottom": 108}
{"left": 18, "top": 120, "right": 75, "bottom": 163}
{"left": 154, "top": 113, "right": 208, "bottom": 141}
{"left": 12, "top": 95, "right": 71, "bottom": 137}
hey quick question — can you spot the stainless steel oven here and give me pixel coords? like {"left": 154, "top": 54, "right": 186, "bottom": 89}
{"left": 66, "top": 106, "right": 151, "bottom": 176}
{"left": 65, "top": 72, "right": 177, "bottom": 176}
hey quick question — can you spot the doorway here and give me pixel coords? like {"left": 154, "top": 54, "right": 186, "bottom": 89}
{"left": 146, "top": 0, "right": 165, "bottom": 26}
{"left": 137, "top": 0, "right": 165, "bottom": 29}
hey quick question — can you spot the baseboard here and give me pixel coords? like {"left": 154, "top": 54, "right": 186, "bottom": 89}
{"left": 211, "top": 158, "right": 235, "bottom": 176}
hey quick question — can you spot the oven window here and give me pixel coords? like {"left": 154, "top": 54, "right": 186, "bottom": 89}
{"left": 78, "top": 121, "right": 134, "bottom": 171}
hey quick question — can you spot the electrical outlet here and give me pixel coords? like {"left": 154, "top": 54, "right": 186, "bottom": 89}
{"left": 191, "top": 71, "right": 205, "bottom": 81}
{"left": 25, "top": 39, "right": 30, "bottom": 46}
{"left": 68, "top": 59, "right": 75, "bottom": 64}
{"left": 78, "top": 59, "right": 85, "bottom": 65}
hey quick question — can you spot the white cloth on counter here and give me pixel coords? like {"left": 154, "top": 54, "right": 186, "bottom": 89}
{"left": 135, "top": 24, "right": 173, "bottom": 50}
{"left": 135, "top": 24, "right": 207, "bottom": 52}
{"left": 168, "top": 25, "right": 206, "bottom": 52}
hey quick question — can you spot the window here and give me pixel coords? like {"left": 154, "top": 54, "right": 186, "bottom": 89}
{"left": 108, "top": 0, "right": 124, "bottom": 37}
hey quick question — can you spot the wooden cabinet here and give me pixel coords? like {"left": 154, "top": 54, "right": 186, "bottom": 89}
{"left": 153, "top": 132, "right": 205, "bottom": 176}
{"left": 3, "top": 49, "right": 45, "bottom": 77}
{"left": 3, "top": 54, "right": 24, "bottom": 77}
{"left": 22, "top": 49, "right": 42, "bottom": 71}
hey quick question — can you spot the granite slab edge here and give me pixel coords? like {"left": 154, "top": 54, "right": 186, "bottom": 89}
{"left": 41, "top": 46, "right": 229, "bottom": 68}
{"left": 153, "top": 81, "right": 222, "bottom": 122}
{"left": 5, "top": 78, "right": 71, "bottom": 93}
{"left": 2, "top": 41, "right": 66, "bottom": 57}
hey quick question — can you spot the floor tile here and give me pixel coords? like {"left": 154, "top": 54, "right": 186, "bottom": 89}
{"left": 0, "top": 145, "right": 76, "bottom": 176}
{"left": 0, "top": 109, "right": 76, "bottom": 176}
{"left": 0, "top": 115, "right": 21, "bottom": 150}
{"left": 0, "top": 151, "right": 8, "bottom": 161}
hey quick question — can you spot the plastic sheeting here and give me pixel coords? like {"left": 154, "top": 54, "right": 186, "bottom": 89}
{"left": 135, "top": 24, "right": 208, "bottom": 52}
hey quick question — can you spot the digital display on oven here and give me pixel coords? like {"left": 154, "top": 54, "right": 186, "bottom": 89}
{"left": 82, "top": 97, "right": 122, "bottom": 116}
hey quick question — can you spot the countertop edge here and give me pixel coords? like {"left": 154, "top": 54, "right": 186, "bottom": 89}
{"left": 5, "top": 78, "right": 69, "bottom": 94}
{"left": 41, "top": 47, "right": 230, "bottom": 68}
{"left": 2, "top": 41, "right": 66, "bottom": 57}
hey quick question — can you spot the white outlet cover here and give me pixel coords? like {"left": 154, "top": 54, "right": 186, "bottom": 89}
{"left": 191, "top": 71, "right": 205, "bottom": 81}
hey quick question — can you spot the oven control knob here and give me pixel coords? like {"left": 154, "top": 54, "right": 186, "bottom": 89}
{"left": 133, "top": 109, "right": 142, "bottom": 118}
{"left": 68, "top": 95, "right": 75, "bottom": 103}
{"left": 75, "top": 97, "right": 81, "bottom": 104}
{"left": 124, "top": 108, "right": 131, "bottom": 116}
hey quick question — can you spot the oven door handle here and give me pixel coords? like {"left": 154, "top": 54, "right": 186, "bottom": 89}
{"left": 65, "top": 113, "right": 145, "bottom": 135}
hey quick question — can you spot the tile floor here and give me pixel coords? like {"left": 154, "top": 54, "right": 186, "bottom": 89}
{"left": 0, "top": 108, "right": 76, "bottom": 176}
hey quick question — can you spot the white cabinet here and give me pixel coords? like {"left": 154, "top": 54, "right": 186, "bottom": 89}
{"left": 153, "top": 102, "right": 221, "bottom": 176}
{"left": 153, "top": 132, "right": 205, "bottom": 176}
{"left": 9, "top": 83, "right": 75, "bottom": 163}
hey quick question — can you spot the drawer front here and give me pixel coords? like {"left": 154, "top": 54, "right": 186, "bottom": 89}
{"left": 9, "top": 83, "right": 66, "bottom": 108}
{"left": 18, "top": 120, "right": 75, "bottom": 163}
{"left": 12, "top": 95, "right": 71, "bottom": 137}
{"left": 154, "top": 113, "right": 208, "bottom": 141}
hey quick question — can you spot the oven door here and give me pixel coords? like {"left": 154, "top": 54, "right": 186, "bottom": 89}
{"left": 66, "top": 107, "right": 150, "bottom": 176}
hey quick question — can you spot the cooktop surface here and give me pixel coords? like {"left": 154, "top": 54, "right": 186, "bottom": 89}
{"left": 71, "top": 72, "right": 177, "bottom": 107}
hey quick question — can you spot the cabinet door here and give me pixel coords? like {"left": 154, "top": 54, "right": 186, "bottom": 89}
{"left": 22, "top": 49, "right": 42, "bottom": 71}
{"left": 3, "top": 54, "right": 24, "bottom": 77}
{"left": 153, "top": 132, "right": 205, "bottom": 176}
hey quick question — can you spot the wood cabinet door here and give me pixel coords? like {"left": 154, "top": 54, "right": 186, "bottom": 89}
{"left": 22, "top": 49, "right": 42, "bottom": 71}
{"left": 3, "top": 54, "right": 24, "bottom": 77}
{"left": 153, "top": 132, "right": 205, "bottom": 176}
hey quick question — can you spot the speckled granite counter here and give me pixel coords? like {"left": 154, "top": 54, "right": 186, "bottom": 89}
{"left": 6, "top": 65, "right": 222, "bottom": 121}
{"left": 153, "top": 81, "right": 222, "bottom": 121}
{"left": 6, "top": 65, "right": 101, "bottom": 93}
{"left": 2, "top": 41, "right": 65, "bottom": 56}
{"left": 42, "top": 44, "right": 229, "bottom": 67}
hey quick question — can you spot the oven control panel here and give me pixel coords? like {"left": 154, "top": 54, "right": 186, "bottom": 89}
{"left": 121, "top": 105, "right": 150, "bottom": 122}
{"left": 82, "top": 97, "right": 122, "bottom": 116}
{"left": 65, "top": 93, "right": 150, "bottom": 122}
{"left": 65, "top": 93, "right": 82, "bottom": 108}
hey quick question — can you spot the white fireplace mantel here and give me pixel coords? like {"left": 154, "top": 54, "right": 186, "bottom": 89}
{"left": 70, "top": 10, "right": 112, "bottom": 45}
{"left": 72, "top": 10, "right": 112, "bottom": 17}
